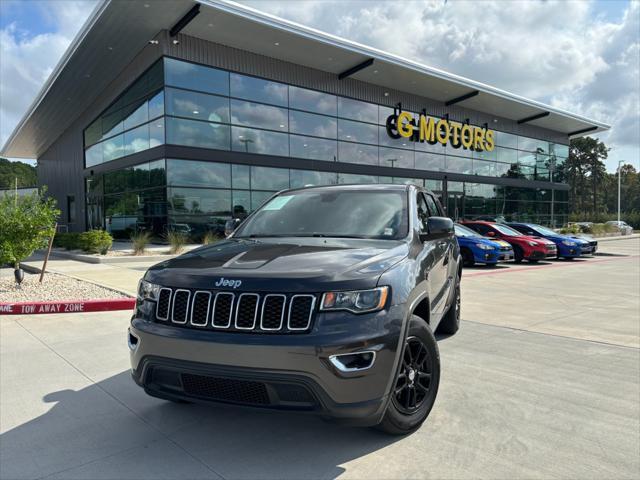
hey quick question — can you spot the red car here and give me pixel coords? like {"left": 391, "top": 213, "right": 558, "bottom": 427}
{"left": 460, "top": 221, "right": 557, "bottom": 263}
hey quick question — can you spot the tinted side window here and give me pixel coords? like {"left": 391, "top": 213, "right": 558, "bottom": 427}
{"left": 423, "top": 193, "right": 440, "bottom": 216}
{"left": 417, "top": 194, "right": 430, "bottom": 233}
{"left": 472, "top": 224, "right": 489, "bottom": 235}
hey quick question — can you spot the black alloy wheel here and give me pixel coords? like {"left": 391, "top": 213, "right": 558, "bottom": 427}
{"left": 392, "top": 336, "right": 434, "bottom": 415}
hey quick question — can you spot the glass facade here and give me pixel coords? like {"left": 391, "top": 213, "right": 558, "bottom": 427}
{"left": 82, "top": 57, "right": 570, "bottom": 233}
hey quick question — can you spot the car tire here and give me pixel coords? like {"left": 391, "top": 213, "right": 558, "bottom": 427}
{"left": 377, "top": 315, "right": 440, "bottom": 435}
{"left": 461, "top": 248, "right": 475, "bottom": 267}
{"left": 437, "top": 281, "right": 460, "bottom": 335}
{"left": 513, "top": 245, "right": 524, "bottom": 263}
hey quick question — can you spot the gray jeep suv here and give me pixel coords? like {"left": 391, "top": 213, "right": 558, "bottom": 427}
{"left": 129, "top": 184, "right": 461, "bottom": 434}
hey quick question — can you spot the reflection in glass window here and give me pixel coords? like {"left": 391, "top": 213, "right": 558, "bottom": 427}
{"left": 85, "top": 120, "right": 102, "bottom": 147}
{"left": 378, "top": 105, "right": 395, "bottom": 125}
{"left": 551, "top": 143, "right": 569, "bottom": 159}
{"left": 230, "top": 99, "right": 288, "bottom": 131}
{"left": 251, "top": 166, "right": 289, "bottom": 190}
{"left": 289, "top": 86, "right": 336, "bottom": 115}
{"left": 338, "top": 97, "right": 378, "bottom": 123}
{"left": 380, "top": 147, "right": 414, "bottom": 169}
{"left": 446, "top": 156, "right": 473, "bottom": 174}
{"left": 251, "top": 191, "right": 275, "bottom": 210}
{"left": 168, "top": 187, "right": 231, "bottom": 216}
{"left": 338, "top": 173, "right": 378, "bottom": 184}
{"left": 103, "top": 135, "right": 125, "bottom": 162}
{"left": 232, "top": 164, "right": 250, "bottom": 189}
{"left": 149, "top": 159, "right": 166, "bottom": 186}
{"left": 102, "top": 110, "right": 123, "bottom": 139}
{"left": 338, "top": 142, "right": 378, "bottom": 166}
{"left": 231, "top": 190, "right": 251, "bottom": 218}
{"left": 473, "top": 160, "right": 496, "bottom": 177}
{"left": 148, "top": 91, "right": 164, "bottom": 119}
{"left": 166, "top": 117, "right": 230, "bottom": 150}
{"left": 415, "top": 139, "right": 446, "bottom": 154}
{"left": 166, "top": 88, "right": 229, "bottom": 123}
{"left": 379, "top": 126, "right": 414, "bottom": 150}
{"left": 230, "top": 73, "right": 288, "bottom": 107}
{"left": 496, "top": 146, "right": 518, "bottom": 164}
{"left": 415, "top": 152, "right": 445, "bottom": 171}
{"left": 167, "top": 159, "right": 230, "bottom": 188}
{"left": 425, "top": 180, "right": 442, "bottom": 192}
{"left": 290, "top": 135, "right": 337, "bottom": 161}
{"left": 338, "top": 119, "right": 378, "bottom": 144}
{"left": 518, "top": 136, "right": 548, "bottom": 154}
{"left": 289, "top": 110, "right": 336, "bottom": 138}
{"left": 494, "top": 162, "right": 512, "bottom": 177}
{"left": 86, "top": 144, "right": 102, "bottom": 167}
{"left": 473, "top": 147, "right": 497, "bottom": 162}
{"left": 495, "top": 131, "right": 517, "bottom": 149}
{"left": 123, "top": 101, "right": 148, "bottom": 131}
{"left": 164, "top": 58, "right": 229, "bottom": 96}
{"left": 124, "top": 124, "right": 149, "bottom": 156}
{"left": 131, "top": 163, "right": 150, "bottom": 190}
{"left": 231, "top": 127, "right": 289, "bottom": 156}
{"left": 149, "top": 119, "right": 164, "bottom": 147}
{"left": 289, "top": 170, "right": 337, "bottom": 188}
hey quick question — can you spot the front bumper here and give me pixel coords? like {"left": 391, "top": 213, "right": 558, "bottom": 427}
{"left": 473, "top": 250, "right": 514, "bottom": 264}
{"left": 526, "top": 249, "right": 556, "bottom": 260}
{"left": 557, "top": 246, "right": 581, "bottom": 258}
{"left": 129, "top": 304, "right": 406, "bottom": 425}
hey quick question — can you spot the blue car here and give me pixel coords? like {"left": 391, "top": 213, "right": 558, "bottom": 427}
{"left": 455, "top": 223, "right": 514, "bottom": 266}
{"left": 507, "top": 223, "right": 583, "bottom": 259}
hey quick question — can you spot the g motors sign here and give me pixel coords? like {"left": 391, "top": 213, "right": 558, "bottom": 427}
{"left": 386, "top": 109, "right": 495, "bottom": 152}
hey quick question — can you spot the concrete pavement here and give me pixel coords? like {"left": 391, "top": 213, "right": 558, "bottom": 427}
{"left": 1, "top": 238, "right": 638, "bottom": 479}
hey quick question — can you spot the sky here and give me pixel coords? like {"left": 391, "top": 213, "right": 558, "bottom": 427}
{"left": 0, "top": 0, "right": 638, "bottom": 172}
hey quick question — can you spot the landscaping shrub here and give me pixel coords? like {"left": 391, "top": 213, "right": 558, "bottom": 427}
{"left": 79, "top": 230, "right": 113, "bottom": 255}
{"left": 131, "top": 231, "right": 151, "bottom": 255}
{"left": 52, "top": 232, "right": 82, "bottom": 250}
{"left": 166, "top": 231, "right": 187, "bottom": 254}
{"left": 0, "top": 189, "right": 59, "bottom": 269}
{"left": 201, "top": 231, "right": 222, "bottom": 245}
{"left": 560, "top": 224, "right": 581, "bottom": 235}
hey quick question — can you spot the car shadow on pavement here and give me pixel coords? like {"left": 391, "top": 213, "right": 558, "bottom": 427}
{"left": 0, "top": 371, "right": 404, "bottom": 479}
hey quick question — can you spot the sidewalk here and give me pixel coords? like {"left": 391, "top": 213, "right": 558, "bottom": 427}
{"left": 21, "top": 252, "right": 155, "bottom": 297}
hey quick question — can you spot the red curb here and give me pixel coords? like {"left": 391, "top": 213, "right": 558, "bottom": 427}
{"left": 0, "top": 298, "right": 136, "bottom": 315}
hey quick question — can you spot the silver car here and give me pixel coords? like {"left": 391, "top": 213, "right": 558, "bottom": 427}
{"left": 606, "top": 221, "right": 634, "bottom": 235}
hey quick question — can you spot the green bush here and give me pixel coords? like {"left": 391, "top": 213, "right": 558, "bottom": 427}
{"left": 79, "top": 230, "right": 113, "bottom": 255}
{"left": 560, "top": 224, "right": 581, "bottom": 235}
{"left": 166, "top": 231, "right": 187, "bottom": 254}
{"left": 131, "top": 231, "right": 151, "bottom": 255}
{"left": 52, "top": 232, "right": 82, "bottom": 250}
{"left": 0, "top": 189, "right": 60, "bottom": 268}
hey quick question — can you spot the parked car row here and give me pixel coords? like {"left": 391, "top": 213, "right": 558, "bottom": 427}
{"left": 456, "top": 220, "right": 598, "bottom": 266}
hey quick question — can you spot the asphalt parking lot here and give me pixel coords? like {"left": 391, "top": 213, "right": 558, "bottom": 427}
{"left": 1, "top": 237, "right": 639, "bottom": 480}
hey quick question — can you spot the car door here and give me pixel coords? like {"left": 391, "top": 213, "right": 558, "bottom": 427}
{"left": 416, "top": 192, "right": 448, "bottom": 317}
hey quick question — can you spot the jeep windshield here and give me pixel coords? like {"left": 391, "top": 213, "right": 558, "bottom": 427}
{"left": 234, "top": 189, "right": 409, "bottom": 240}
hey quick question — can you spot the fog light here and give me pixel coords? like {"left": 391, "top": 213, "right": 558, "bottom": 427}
{"left": 329, "top": 351, "right": 376, "bottom": 372}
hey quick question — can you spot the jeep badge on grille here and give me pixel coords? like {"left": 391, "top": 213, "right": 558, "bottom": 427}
{"left": 215, "top": 277, "right": 242, "bottom": 289}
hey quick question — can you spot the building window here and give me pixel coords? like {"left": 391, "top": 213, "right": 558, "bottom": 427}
{"left": 289, "top": 85, "right": 336, "bottom": 115}
{"left": 230, "top": 73, "right": 288, "bottom": 107}
{"left": 164, "top": 58, "right": 229, "bottom": 96}
{"left": 67, "top": 196, "right": 76, "bottom": 224}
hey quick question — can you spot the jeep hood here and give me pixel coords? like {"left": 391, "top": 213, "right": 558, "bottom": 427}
{"left": 145, "top": 238, "right": 408, "bottom": 292}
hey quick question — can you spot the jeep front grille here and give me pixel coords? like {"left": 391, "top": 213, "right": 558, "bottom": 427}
{"left": 154, "top": 289, "right": 316, "bottom": 333}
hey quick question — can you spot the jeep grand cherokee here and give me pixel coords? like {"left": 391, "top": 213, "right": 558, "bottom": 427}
{"left": 129, "top": 184, "right": 461, "bottom": 434}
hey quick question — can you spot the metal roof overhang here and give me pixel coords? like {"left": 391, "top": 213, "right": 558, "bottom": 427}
{"left": 1, "top": 0, "right": 610, "bottom": 159}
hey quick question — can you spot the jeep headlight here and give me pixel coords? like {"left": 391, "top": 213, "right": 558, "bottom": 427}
{"left": 527, "top": 241, "right": 538, "bottom": 247}
{"left": 138, "top": 279, "right": 161, "bottom": 301}
{"left": 561, "top": 240, "right": 577, "bottom": 246}
{"left": 475, "top": 243, "right": 494, "bottom": 250}
{"left": 321, "top": 286, "right": 389, "bottom": 314}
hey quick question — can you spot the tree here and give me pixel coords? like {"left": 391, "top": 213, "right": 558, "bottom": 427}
{"left": 0, "top": 157, "right": 37, "bottom": 189}
{"left": 0, "top": 189, "right": 60, "bottom": 269}
{"left": 568, "top": 137, "right": 609, "bottom": 214}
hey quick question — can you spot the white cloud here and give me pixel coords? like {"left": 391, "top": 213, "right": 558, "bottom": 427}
{"left": 0, "top": 0, "right": 95, "bottom": 156}
{"left": 241, "top": 0, "right": 639, "bottom": 171}
{"left": 1, "top": 0, "right": 637, "bottom": 172}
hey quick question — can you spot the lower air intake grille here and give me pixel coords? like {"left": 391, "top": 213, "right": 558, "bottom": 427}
{"left": 181, "top": 373, "right": 270, "bottom": 405}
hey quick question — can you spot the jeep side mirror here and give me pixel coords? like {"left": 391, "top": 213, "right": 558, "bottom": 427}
{"left": 225, "top": 218, "right": 242, "bottom": 237}
{"left": 420, "top": 217, "right": 454, "bottom": 241}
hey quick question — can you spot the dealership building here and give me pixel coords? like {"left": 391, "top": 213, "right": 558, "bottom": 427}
{"left": 1, "top": 0, "right": 609, "bottom": 237}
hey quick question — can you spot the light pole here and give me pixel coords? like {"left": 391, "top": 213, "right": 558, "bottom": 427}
{"left": 617, "top": 160, "right": 624, "bottom": 223}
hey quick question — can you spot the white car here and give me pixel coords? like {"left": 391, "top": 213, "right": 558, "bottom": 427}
{"left": 606, "top": 221, "right": 634, "bottom": 235}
